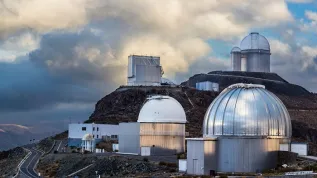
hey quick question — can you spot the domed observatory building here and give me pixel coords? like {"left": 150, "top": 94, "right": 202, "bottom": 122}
{"left": 240, "top": 32, "right": 271, "bottom": 72}
{"left": 186, "top": 83, "right": 291, "bottom": 175}
{"left": 118, "top": 95, "right": 187, "bottom": 156}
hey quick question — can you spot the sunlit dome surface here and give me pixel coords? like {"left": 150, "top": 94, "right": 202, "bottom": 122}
{"left": 240, "top": 32, "right": 270, "bottom": 51}
{"left": 203, "top": 83, "right": 291, "bottom": 137}
{"left": 138, "top": 95, "right": 186, "bottom": 123}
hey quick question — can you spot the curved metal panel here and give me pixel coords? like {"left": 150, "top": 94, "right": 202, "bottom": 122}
{"left": 223, "top": 88, "right": 242, "bottom": 135}
{"left": 240, "top": 32, "right": 270, "bottom": 51}
{"left": 203, "top": 83, "right": 291, "bottom": 138}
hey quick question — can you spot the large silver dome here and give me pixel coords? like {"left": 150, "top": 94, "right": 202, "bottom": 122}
{"left": 240, "top": 32, "right": 270, "bottom": 51}
{"left": 203, "top": 83, "right": 291, "bottom": 137}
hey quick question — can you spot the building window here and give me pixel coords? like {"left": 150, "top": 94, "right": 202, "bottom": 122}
{"left": 93, "top": 135, "right": 95, "bottom": 138}
{"left": 97, "top": 127, "right": 99, "bottom": 131}
{"left": 93, "top": 127, "right": 95, "bottom": 131}
{"left": 97, "top": 135, "right": 99, "bottom": 139}
{"left": 82, "top": 127, "right": 86, "bottom": 131}
{"left": 111, "top": 135, "right": 118, "bottom": 139}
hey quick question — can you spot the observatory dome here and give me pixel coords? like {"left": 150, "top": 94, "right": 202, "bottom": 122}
{"left": 82, "top": 134, "right": 94, "bottom": 141}
{"left": 203, "top": 83, "right": 291, "bottom": 137}
{"left": 138, "top": 95, "right": 186, "bottom": 123}
{"left": 231, "top": 47, "right": 241, "bottom": 53}
{"left": 240, "top": 32, "right": 270, "bottom": 51}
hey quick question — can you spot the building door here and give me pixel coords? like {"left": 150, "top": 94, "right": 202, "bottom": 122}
{"left": 193, "top": 159, "right": 199, "bottom": 175}
{"left": 141, "top": 147, "right": 151, "bottom": 156}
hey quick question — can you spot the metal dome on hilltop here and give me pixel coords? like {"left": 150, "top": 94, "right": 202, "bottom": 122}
{"left": 240, "top": 32, "right": 270, "bottom": 51}
{"left": 203, "top": 83, "right": 291, "bottom": 137}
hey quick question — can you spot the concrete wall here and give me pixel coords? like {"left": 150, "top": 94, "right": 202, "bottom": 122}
{"left": 203, "top": 140, "right": 218, "bottom": 175}
{"left": 118, "top": 123, "right": 140, "bottom": 154}
{"left": 291, "top": 143, "right": 308, "bottom": 156}
{"left": 140, "top": 123, "right": 185, "bottom": 155}
{"left": 68, "top": 123, "right": 119, "bottom": 139}
{"left": 187, "top": 139, "right": 205, "bottom": 175}
{"left": 68, "top": 138, "right": 102, "bottom": 147}
{"left": 186, "top": 137, "right": 280, "bottom": 175}
{"left": 217, "top": 138, "right": 279, "bottom": 173}
{"left": 118, "top": 123, "right": 186, "bottom": 156}
{"left": 245, "top": 52, "right": 270, "bottom": 72}
{"left": 231, "top": 52, "right": 241, "bottom": 71}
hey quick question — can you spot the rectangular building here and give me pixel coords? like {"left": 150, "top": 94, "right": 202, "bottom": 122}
{"left": 196, "top": 81, "right": 219, "bottom": 92}
{"left": 127, "top": 55, "right": 162, "bottom": 86}
{"left": 68, "top": 123, "right": 119, "bottom": 147}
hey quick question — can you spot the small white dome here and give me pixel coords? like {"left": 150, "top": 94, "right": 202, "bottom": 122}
{"left": 82, "top": 134, "right": 94, "bottom": 140}
{"left": 240, "top": 32, "right": 270, "bottom": 51}
{"left": 138, "top": 95, "right": 187, "bottom": 123}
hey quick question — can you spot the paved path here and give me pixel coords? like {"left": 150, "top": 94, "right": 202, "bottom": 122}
{"left": 299, "top": 155, "right": 317, "bottom": 161}
{"left": 51, "top": 139, "right": 67, "bottom": 153}
{"left": 18, "top": 147, "right": 42, "bottom": 178}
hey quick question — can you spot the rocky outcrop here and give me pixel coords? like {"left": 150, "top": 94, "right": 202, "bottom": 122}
{"left": 37, "top": 154, "right": 180, "bottom": 178}
{"left": 0, "top": 147, "right": 26, "bottom": 178}
{"left": 181, "top": 71, "right": 310, "bottom": 96}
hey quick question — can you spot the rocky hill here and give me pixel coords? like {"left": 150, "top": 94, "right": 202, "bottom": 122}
{"left": 88, "top": 72, "right": 317, "bottom": 155}
{"left": 0, "top": 147, "right": 26, "bottom": 177}
{"left": 88, "top": 86, "right": 217, "bottom": 137}
{"left": 181, "top": 71, "right": 310, "bottom": 96}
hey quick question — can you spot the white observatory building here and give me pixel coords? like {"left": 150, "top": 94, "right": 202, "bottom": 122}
{"left": 127, "top": 55, "right": 163, "bottom": 86}
{"left": 231, "top": 32, "right": 271, "bottom": 72}
{"left": 118, "top": 95, "right": 187, "bottom": 156}
{"left": 186, "top": 83, "right": 291, "bottom": 175}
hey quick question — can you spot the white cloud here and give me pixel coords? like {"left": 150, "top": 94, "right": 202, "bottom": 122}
{"left": 89, "top": 0, "right": 293, "bottom": 77}
{"left": 0, "top": 0, "right": 294, "bottom": 77}
{"left": 1, "top": 32, "right": 39, "bottom": 51}
{"left": 0, "top": 0, "right": 88, "bottom": 38}
{"left": 300, "top": 11, "right": 317, "bottom": 33}
{"left": 120, "top": 34, "right": 211, "bottom": 77}
{"left": 0, "top": 32, "right": 39, "bottom": 62}
{"left": 269, "top": 39, "right": 291, "bottom": 56}
{"left": 300, "top": 46, "right": 317, "bottom": 69}
{"left": 306, "top": 11, "right": 317, "bottom": 22}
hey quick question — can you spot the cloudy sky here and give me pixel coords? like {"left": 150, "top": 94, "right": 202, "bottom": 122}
{"left": 1, "top": 0, "right": 317, "bottom": 133}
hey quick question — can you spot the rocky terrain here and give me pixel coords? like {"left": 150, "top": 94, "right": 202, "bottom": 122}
{"left": 88, "top": 72, "right": 317, "bottom": 155}
{"left": 37, "top": 137, "right": 55, "bottom": 153}
{"left": 37, "top": 153, "right": 183, "bottom": 178}
{"left": 0, "top": 147, "right": 27, "bottom": 178}
{"left": 181, "top": 71, "right": 310, "bottom": 96}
